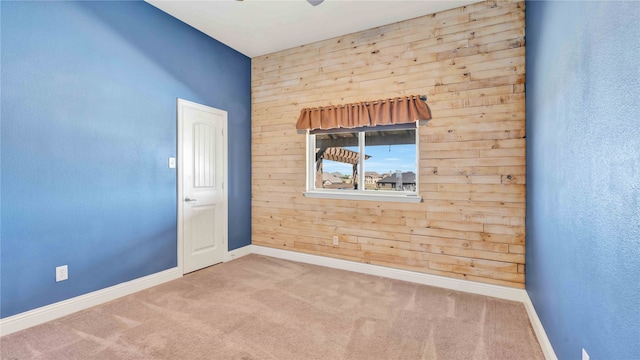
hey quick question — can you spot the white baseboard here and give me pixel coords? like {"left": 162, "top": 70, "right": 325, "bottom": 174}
{"left": 253, "top": 245, "right": 524, "bottom": 301}
{"left": 522, "top": 292, "right": 558, "bottom": 360}
{"left": 0, "top": 244, "right": 558, "bottom": 360}
{"left": 0, "top": 244, "right": 252, "bottom": 337}
{"left": 252, "top": 245, "right": 557, "bottom": 360}
{"left": 224, "top": 244, "right": 253, "bottom": 262}
{"left": 0, "top": 267, "right": 182, "bottom": 337}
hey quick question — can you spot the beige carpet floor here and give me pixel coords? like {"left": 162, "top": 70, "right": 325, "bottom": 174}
{"left": 1, "top": 254, "right": 544, "bottom": 360}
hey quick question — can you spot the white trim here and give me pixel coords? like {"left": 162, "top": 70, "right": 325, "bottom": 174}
{"left": 414, "top": 123, "right": 420, "bottom": 193}
{"left": 305, "top": 129, "right": 313, "bottom": 191}
{"left": 523, "top": 292, "right": 558, "bottom": 360}
{"left": 251, "top": 245, "right": 557, "bottom": 360}
{"left": 252, "top": 245, "right": 523, "bottom": 301}
{"left": 224, "top": 244, "right": 253, "bottom": 262}
{"left": 306, "top": 125, "right": 420, "bottom": 200}
{"left": 0, "top": 267, "right": 181, "bottom": 337}
{"left": 303, "top": 191, "right": 423, "bottom": 203}
{"left": 176, "top": 99, "right": 185, "bottom": 274}
{"left": 358, "top": 131, "right": 365, "bottom": 187}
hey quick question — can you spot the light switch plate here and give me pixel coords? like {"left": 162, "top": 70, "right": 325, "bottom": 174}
{"left": 56, "top": 265, "right": 68, "bottom": 282}
{"left": 169, "top": 157, "right": 176, "bottom": 169}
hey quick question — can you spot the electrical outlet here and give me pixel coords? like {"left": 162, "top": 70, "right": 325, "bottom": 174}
{"left": 582, "top": 348, "right": 589, "bottom": 360}
{"left": 56, "top": 265, "right": 68, "bottom": 282}
{"left": 332, "top": 235, "right": 339, "bottom": 246}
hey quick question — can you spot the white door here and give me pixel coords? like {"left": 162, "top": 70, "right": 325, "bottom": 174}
{"left": 178, "top": 99, "right": 227, "bottom": 274}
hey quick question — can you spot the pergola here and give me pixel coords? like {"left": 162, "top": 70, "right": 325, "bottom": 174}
{"left": 314, "top": 127, "right": 415, "bottom": 189}
{"left": 315, "top": 147, "right": 370, "bottom": 189}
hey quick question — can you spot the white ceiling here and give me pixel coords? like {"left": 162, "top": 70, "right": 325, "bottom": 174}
{"left": 146, "top": 0, "right": 480, "bottom": 58}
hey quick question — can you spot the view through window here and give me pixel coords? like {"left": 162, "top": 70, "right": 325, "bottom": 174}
{"left": 312, "top": 124, "right": 417, "bottom": 193}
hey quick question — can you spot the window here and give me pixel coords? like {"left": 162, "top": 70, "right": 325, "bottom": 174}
{"left": 305, "top": 123, "right": 421, "bottom": 203}
{"left": 296, "top": 94, "right": 431, "bottom": 202}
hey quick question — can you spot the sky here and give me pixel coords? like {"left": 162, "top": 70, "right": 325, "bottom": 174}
{"left": 322, "top": 144, "right": 416, "bottom": 176}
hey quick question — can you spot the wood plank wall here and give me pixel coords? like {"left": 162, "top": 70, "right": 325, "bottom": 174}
{"left": 251, "top": 0, "right": 526, "bottom": 288}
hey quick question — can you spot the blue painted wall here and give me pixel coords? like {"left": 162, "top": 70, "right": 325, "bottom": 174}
{"left": 1, "top": 1, "right": 251, "bottom": 318}
{"left": 526, "top": 2, "right": 640, "bottom": 359}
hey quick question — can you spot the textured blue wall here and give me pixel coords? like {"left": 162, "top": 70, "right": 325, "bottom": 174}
{"left": 526, "top": 2, "right": 640, "bottom": 359}
{"left": 1, "top": 1, "right": 251, "bottom": 318}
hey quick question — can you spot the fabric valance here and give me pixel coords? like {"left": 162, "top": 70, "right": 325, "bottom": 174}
{"left": 295, "top": 95, "right": 432, "bottom": 131}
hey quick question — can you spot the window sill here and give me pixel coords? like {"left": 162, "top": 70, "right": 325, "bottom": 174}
{"left": 303, "top": 191, "right": 423, "bottom": 203}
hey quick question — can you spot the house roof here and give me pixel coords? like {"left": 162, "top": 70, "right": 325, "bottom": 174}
{"left": 377, "top": 171, "right": 416, "bottom": 184}
{"left": 322, "top": 173, "right": 343, "bottom": 184}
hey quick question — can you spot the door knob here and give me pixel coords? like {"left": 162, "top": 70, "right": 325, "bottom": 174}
{"left": 184, "top": 197, "right": 197, "bottom": 202}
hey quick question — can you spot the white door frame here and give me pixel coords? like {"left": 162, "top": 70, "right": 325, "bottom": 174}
{"left": 176, "top": 98, "right": 229, "bottom": 274}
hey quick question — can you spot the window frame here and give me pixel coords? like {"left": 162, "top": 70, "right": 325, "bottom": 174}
{"left": 304, "top": 123, "right": 422, "bottom": 203}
